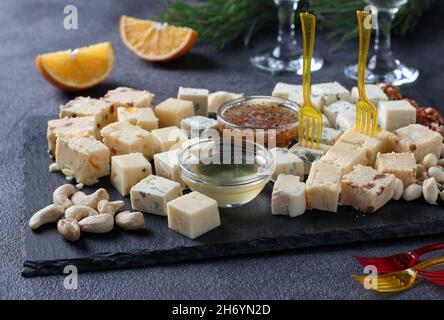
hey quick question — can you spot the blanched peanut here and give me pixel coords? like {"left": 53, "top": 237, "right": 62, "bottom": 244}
{"left": 115, "top": 211, "right": 144, "bottom": 230}
{"left": 423, "top": 153, "right": 438, "bottom": 169}
{"left": 423, "top": 177, "right": 438, "bottom": 205}
{"left": 392, "top": 178, "right": 404, "bottom": 200}
{"left": 427, "top": 167, "right": 444, "bottom": 183}
{"left": 402, "top": 184, "right": 422, "bottom": 201}
{"left": 29, "top": 204, "right": 65, "bottom": 230}
{"left": 438, "top": 158, "right": 444, "bottom": 167}
{"left": 65, "top": 205, "right": 98, "bottom": 221}
{"left": 71, "top": 188, "right": 109, "bottom": 210}
{"left": 98, "top": 200, "right": 125, "bottom": 216}
{"left": 53, "top": 184, "right": 75, "bottom": 210}
{"left": 57, "top": 218, "right": 81, "bottom": 241}
{"left": 79, "top": 214, "right": 114, "bottom": 233}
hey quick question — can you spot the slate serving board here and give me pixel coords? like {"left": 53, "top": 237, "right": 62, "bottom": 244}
{"left": 22, "top": 116, "right": 444, "bottom": 277}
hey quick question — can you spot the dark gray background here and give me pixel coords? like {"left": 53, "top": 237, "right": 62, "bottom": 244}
{"left": 1, "top": 0, "right": 444, "bottom": 299}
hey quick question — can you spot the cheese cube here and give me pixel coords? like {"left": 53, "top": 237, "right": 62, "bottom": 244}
{"left": 301, "top": 127, "right": 342, "bottom": 146}
{"left": 271, "top": 174, "right": 306, "bottom": 217}
{"left": 312, "top": 82, "right": 351, "bottom": 106}
{"left": 320, "top": 141, "right": 368, "bottom": 175}
{"left": 154, "top": 98, "right": 195, "bottom": 127}
{"left": 181, "top": 116, "right": 218, "bottom": 138}
{"left": 111, "top": 153, "right": 152, "bottom": 196}
{"left": 153, "top": 149, "right": 186, "bottom": 188}
{"left": 341, "top": 165, "right": 396, "bottom": 213}
{"left": 306, "top": 162, "right": 341, "bottom": 213}
{"left": 323, "top": 100, "right": 356, "bottom": 127}
{"left": 101, "top": 121, "right": 155, "bottom": 158}
{"left": 378, "top": 100, "right": 416, "bottom": 132}
{"left": 103, "top": 87, "right": 154, "bottom": 108}
{"left": 55, "top": 136, "right": 110, "bottom": 186}
{"left": 375, "top": 152, "right": 416, "bottom": 187}
{"left": 47, "top": 116, "right": 100, "bottom": 156}
{"left": 351, "top": 84, "right": 388, "bottom": 105}
{"left": 208, "top": 91, "right": 243, "bottom": 113}
{"left": 117, "top": 107, "right": 159, "bottom": 131}
{"left": 289, "top": 143, "right": 331, "bottom": 174}
{"left": 335, "top": 110, "right": 356, "bottom": 132}
{"left": 59, "top": 97, "right": 116, "bottom": 129}
{"left": 338, "top": 127, "right": 392, "bottom": 165}
{"left": 272, "top": 82, "right": 323, "bottom": 110}
{"left": 151, "top": 126, "right": 188, "bottom": 153}
{"left": 167, "top": 191, "right": 220, "bottom": 239}
{"left": 177, "top": 87, "right": 209, "bottom": 116}
{"left": 270, "top": 148, "right": 304, "bottom": 181}
{"left": 391, "top": 124, "right": 443, "bottom": 162}
{"left": 130, "top": 175, "right": 182, "bottom": 216}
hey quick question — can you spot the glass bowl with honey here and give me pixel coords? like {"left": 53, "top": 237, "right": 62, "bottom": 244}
{"left": 178, "top": 138, "right": 275, "bottom": 208}
{"left": 216, "top": 96, "right": 299, "bottom": 148}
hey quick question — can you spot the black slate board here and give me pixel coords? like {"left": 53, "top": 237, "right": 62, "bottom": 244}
{"left": 22, "top": 116, "right": 444, "bottom": 277}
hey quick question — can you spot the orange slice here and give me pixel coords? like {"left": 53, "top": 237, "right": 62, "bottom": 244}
{"left": 120, "top": 16, "right": 197, "bottom": 62}
{"left": 36, "top": 42, "right": 115, "bottom": 91}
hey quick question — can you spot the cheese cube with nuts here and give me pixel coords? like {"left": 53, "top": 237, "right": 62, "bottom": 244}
{"left": 151, "top": 126, "right": 188, "bottom": 153}
{"left": 55, "top": 136, "right": 110, "bottom": 186}
{"left": 153, "top": 149, "right": 186, "bottom": 188}
{"left": 341, "top": 165, "right": 396, "bottom": 213}
{"left": 167, "top": 191, "right": 220, "bottom": 239}
{"left": 181, "top": 116, "right": 218, "bottom": 138}
{"left": 391, "top": 124, "right": 443, "bottom": 162}
{"left": 154, "top": 98, "right": 195, "bottom": 127}
{"left": 271, "top": 174, "right": 306, "bottom": 217}
{"left": 111, "top": 153, "right": 152, "bottom": 196}
{"left": 323, "top": 100, "right": 356, "bottom": 127}
{"left": 130, "top": 175, "right": 182, "bottom": 216}
{"left": 306, "top": 162, "right": 342, "bottom": 213}
{"left": 272, "top": 82, "right": 323, "bottom": 110}
{"left": 312, "top": 81, "right": 351, "bottom": 106}
{"left": 59, "top": 96, "right": 116, "bottom": 129}
{"left": 378, "top": 100, "right": 416, "bottom": 132}
{"left": 117, "top": 107, "right": 159, "bottom": 131}
{"left": 208, "top": 91, "right": 243, "bottom": 113}
{"left": 351, "top": 84, "right": 388, "bottom": 105}
{"left": 177, "top": 87, "right": 209, "bottom": 116}
{"left": 47, "top": 116, "right": 100, "bottom": 156}
{"left": 375, "top": 152, "right": 416, "bottom": 187}
{"left": 320, "top": 141, "right": 368, "bottom": 175}
{"left": 101, "top": 121, "right": 155, "bottom": 158}
{"left": 270, "top": 148, "right": 304, "bottom": 181}
{"left": 102, "top": 87, "right": 154, "bottom": 108}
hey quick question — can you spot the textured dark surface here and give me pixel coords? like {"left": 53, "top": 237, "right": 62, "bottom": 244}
{"left": 2, "top": 0, "right": 444, "bottom": 299}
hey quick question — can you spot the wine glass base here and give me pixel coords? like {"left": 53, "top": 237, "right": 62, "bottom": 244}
{"left": 251, "top": 51, "right": 324, "bottom": 75}
{"left": 344, "top": 60, "right": 419, "bottom": 85}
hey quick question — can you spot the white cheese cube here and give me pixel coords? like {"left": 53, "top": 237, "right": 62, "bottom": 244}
{"left": 180, "top": 116, "right": 218, "bottom": 138}
{"left": 378, "top": 100, "right": 416, "bottom": 132}
{"left": 59, "top": 96, "right": 116, "bottom": 129}
{"left": 55, "top": 136, "right": 110, "bottom": 186}
{"left": 289, "top": 143, "right": 331, "bottom": 175}
{"left": 103, "top": 87, "right": 154, "bottom": 108}
{"left": 391, "top": 124, "right": 443, "bottom": 162}
{"left": 167, "top": 191, "right": 220, "bottom": 239}
{"left": 320, "top": 141, "right": 368, "bottom": 175}
{"left": 335, "top": 110, "right": 356, "bottom": 132}
{"left": 306, "top": 162, "right": 341, "bottom": 213}
{"left": 341, "top": 165, "right": 396, "bottom": 213}
{"left": 312, "top": 82, "right": 351, "bottom": 106}
{"left": 47, "top": 116, "right": 100, "bottom": 156}
{"left": 130, "top": 175, "right": 182, "bottom": 216}
{"left": 375, "top": 152, "right": 416, "bottom": 187}
{"left": 270, "top": 148, "right": 304, "bottom": 181}
{"left": 323, "top": 100, "right": 356, "bottom": 127}
{"left": 351, "top": 84, "right": 388, "bottom": 105}
{"left": 151, "top": 126, "right": 188, "bottom": 154}
{"left": 271, "top": 174, "right": 306, "bottom": 217}
{"left": 177, "top": 87, "right": 209, "bottom": 116}
{"left": 117, "top": 107, "right": 159, "bottom": 131}
{"left": 208, "top": 91, "right": 243, "bottom": 113}
{"left": 101, "top": 121, "right": 155, "bottom": 158}
{"left": 111, "top": 153, "right": 152, "bottom": 196}
{"left": 153, "top": 149, "right": 186, "bottom": 188}
{"left": 155, "top": 98, "right": 195, "bottom": 127}
{"left": 272, "top": 82, "right": 323, "bottom": 110}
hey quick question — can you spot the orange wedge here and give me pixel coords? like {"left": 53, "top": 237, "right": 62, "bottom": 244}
{"left": 36, "top": 42, "right": 115, "bottom": 91}
{"left": 120, "top": 16, "right": 197, "bottom": 62}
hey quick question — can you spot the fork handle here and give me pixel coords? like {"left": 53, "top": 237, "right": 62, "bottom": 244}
{"left": 410, "top": 243, "right": 444, "bottom": 261}
{"left": 300, "top": 12, "right": 315, "bottom": 106}
{"left": 357, "top": 10, "right": 372, "bottom": 101}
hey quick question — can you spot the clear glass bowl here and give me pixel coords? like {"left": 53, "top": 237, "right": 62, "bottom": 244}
{"left": 178, "top": 138, "right": 275, "bottom": 208}
{"left": 216, "top": 96, "right": 299, "bottom": 148}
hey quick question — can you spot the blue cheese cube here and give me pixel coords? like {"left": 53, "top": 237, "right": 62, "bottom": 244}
{"left": 288, "top": 143, "right": 331, "bottom": 175}
{"left": 272, "top": 82, "right": 323, "bottom": 110}
{"left": 378, "top": 100, "right": 416, "bottom": 132}
{"left": 271, "top": 174, "right": 306, "bottom": 217}
{"left": 335, "top": 110, "right": 356, "bottom": 132}
{"left": 177, "top": 87, "right": 209, "bottom": 116}
{"left": 270, "top": 148, "right": 304, "bottom": 181}
{"left": 323, "top": 100, "right": 356, "bottom": 127}
{"left": 180, "top": 116, "right": 218, "bottom": 138}
{"left": 130, "top": 175, "right": 182, "bottom": 216}
{"left": 351, "top": 84, "right": 388, "bottom": 105}
{"left": 153, "top": 149, "right": 186, "bottom": 188}
{"left": 301, "top": 127, "right": 343, "bottom": 146}
{"left": 312, "top": 82, "right": 351, "bottom": 106}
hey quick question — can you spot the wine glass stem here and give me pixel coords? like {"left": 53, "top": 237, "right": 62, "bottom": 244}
{"left": 274, "top": 0, "right": 299, "bottom": 59}
{"left": 371, "top": 9, "right": 398, "bottom": 72}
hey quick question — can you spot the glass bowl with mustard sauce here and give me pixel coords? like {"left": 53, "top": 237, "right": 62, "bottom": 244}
{"left": 216, "top": 96, "right": 299, "bottom": 148}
